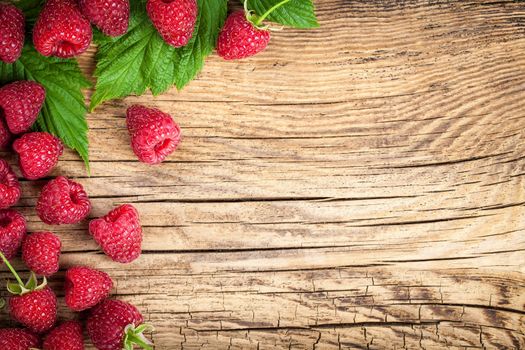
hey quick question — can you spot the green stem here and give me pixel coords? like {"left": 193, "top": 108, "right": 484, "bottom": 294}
{"left": 127, "top": 333, "right": 153, "bottom": 350}
{"left": 254, "top": 0, "right": 293, "bottom": 26}
{"left": 0, "top": 252, "right": 24, "bottom": 286}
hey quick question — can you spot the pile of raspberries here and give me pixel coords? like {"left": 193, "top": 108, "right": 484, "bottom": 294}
{"left": 0, "top": 0, "right": 282, "bottom": 347}
{"left": 0, "top": 78, "right": 181, "bottom": 349}
{"left": 1, "top": 0, "right": 273, "bottom": 66}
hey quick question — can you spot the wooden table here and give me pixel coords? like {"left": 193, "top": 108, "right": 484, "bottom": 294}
{"left": 1, "top": 0, "right": 525, "bottom": 348}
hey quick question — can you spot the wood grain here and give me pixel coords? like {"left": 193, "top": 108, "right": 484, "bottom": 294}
{"left": 1, "top": 0, "right": 525, "bottom": 348}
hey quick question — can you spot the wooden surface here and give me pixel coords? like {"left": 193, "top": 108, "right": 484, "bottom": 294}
{"left": 2, "top": 0, "right": 525, "bottom": 348}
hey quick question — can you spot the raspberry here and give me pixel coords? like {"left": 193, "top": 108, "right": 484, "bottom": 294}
{"left": 126, "top": 105, "right": 181, "bottom": 164}
{"left": 65, "top": 266, "right": 113, "bottom": 311}
{"left": 0, "top": 80, "right": 46, "bottom": 134}
{"left": 0, "top": 4, "right": 25, "bottom": 64}
{"left": 0, "top": 118, "right": 12, "bottom": 149}
{"left": 33, "top": 0, "right": 92, "bottom": 58}
{"left": 89, "top": 204, "right": 142, "bottom": 263}
{"left": 0, "top": 209, "right": 26, "bottom": 261}
{"left": 22, "top": 231, "right": 61, "bottom": 277}
{"left": 43, "top": 321, "right": 84, "bottom": 350}
{"left": 0, "top": 328, "right": 40, "bottom": 349}
{"left": 36, "top": 176, "right": 91, "bottom": 225}
{"left": 217, "top": 10, "right": 271, "bottom": 60}
{"left": 79, "top": 0, "right": 130, "bottom": 37}
{"left": 0, "top": 160, "right": 21, "bottom": 209}
{"left": 87, "top": 299, "right": 152, "bottom": 350}
{"left": 9, "top": 286, "right": 57, "bottom": 333}
{"left": 13, "top": 132, "right": 64, "bottom": 180}
{"left": 0, "top": 250, "right": 57, "bottom": 334}
{"left": 147, "top": 0, "right": 198, "bottom": 48}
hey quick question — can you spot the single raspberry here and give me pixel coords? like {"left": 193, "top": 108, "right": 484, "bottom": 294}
{"left": 0, "top": 160, "right": 21, "bottom": 209}
{"left": 36, "top": 176, "right": 91, "bottom": 225}
{"left": 22, "top": 232, "right": 61, "bottom": 277}
{"left": 0, "top": 252, "right": 57, "bottom": 334}
{"left": 146, "top": 0, "right": 197, "bottom": 48}
{"left": 65, "top": 266, "right": 113, "bottom": 311}
{"left": 13, "top": 132, "right": 64, "bottom": 180}
{"left": 87, "top": 299, "right": 154, "bottom": 350}
{"left": 0, "top": 118, "right": 12, "bottom": 149}
{"left": 217, "top": 10, "right": 271, "bottom": 60}
{"left": 0, "top": 80, "right": 46, "bottom": 134}
{"left": 43, "top": 321, "right": 84, "bottom": 350}
{"left": 0, "top": 209, "right": 26, "bottom": 264}
{"left": 126, "top": 105, "right": 181, "bottom": 164}
{"left": 33, "top": 0, "right": 92, "bottom": 58}
{"left": 0, "top": 328, "right": 40, "bottom": 349}
{"left": 0, "top": 4, "right": 25, "bottom": 64}
{"left": 79, "top": 0, "right": 130, "bottom": 37}
{"left": 89, "top": 204, "right": 142, "bottom": 263}
{"left": 10, "top": 286, "right": 57, "bottom": 333}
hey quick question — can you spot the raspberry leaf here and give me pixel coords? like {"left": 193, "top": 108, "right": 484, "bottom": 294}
{"left": 90, "top": 0, "right": 227, "bottom": 110}
{"left": 90, "top": 4, "right": 175, "bottom": 109}
{"left": 0, "top": 45, "right": 91, "bottom": 170}
{"left": 14, "top": 0, "right": 44, "bottom": 27}
{"left": 173, "top": 0, "right": 227, "bottom": 89}
{"left": 245, "top": 0, "right": 319, "bottom": 29}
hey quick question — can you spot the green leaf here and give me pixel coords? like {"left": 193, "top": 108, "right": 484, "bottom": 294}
{"left": 173, "top": 0, "right": 227, "bottom": 89}
{"left": 246, "top": 0, "right": 319, "bottom": 29}
{"left": 0, "top": 45, "right": 91, "bottom": 169}
{"left": 91, "top": 0, "right": 227, "bottom": 110}
{"left": 14, "top": 0, "right": 45, "bottom": 27}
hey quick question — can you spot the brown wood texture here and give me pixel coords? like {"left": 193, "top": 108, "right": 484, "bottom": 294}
{"left": 2, "top": 0, "right": 525, "bottom": 348}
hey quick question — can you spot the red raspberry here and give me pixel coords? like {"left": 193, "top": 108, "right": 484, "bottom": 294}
{"left": 0, "top": 80, "right": 46, "bottom": 134}
{"left": 0, "top": 209, "right": 26, "bottom": 261}
{"left": 65, "top": 266, "right": 113, "bottom": 311}
{"left": 0, "top": 328, "right": 40, "bottom": 349}
{"left": 87, "top": 299, "right": 153, "bottom": 350}
{"left": 89, "top": 204, "right": 142, "bottom": 263}
{"left": 33, "top": 0, "right": 92, "bottom": 58}
{"left": 0, "top": 118, "right": 12, "bottom": 149}
{"left": 22, "top": 232, "right": 61, "bottom": 277}
{"left": 43, "top": 321, "right": 84, "bottom": 350}
{"left": 36, "top": 176, "right": 91, "bottom": 225}
{"left": 10, "top": 286, "right": 57, "bottom": 333}
{"left": 126, "top": 105, "right": 181, "bottom": 164}
{"left": 0, "top": 160, "right": 21, "bottom": 209}
{"left": 147, "top": 0, "right": 197, "bottom": 48}
{"left": 0, "top": 251, "right": 57, "bottom": 335}
{"left": 13, "top": 132, "right": 64, "bottom": 180}
{"left": 79, "top": 0, "right": 129, "bottom": 37}
{"left": 217, "top": 10, "right": 271, "bottom": 60}
{"left": 0, "top": 4, "right": 25, "bottom": 64}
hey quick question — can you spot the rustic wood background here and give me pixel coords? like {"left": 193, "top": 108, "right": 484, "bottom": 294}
{"left": 1, "top": 0, "right": 525, "bottom": 348}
